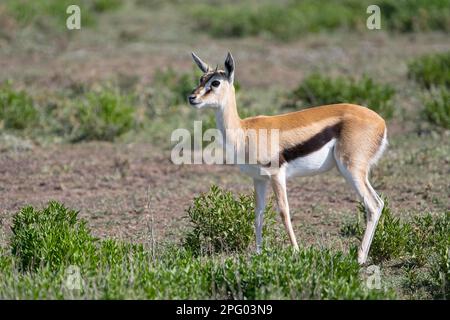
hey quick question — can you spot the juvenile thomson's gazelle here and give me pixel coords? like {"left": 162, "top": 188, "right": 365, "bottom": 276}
{"left": 188, "top": 52, "right": 387, "bottom": 264}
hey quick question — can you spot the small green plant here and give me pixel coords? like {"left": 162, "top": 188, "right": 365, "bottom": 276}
{"left": 286, "top": 74, "right": 395, "bottom": 119}
{"left": 10, "top": 201, "right": 98, "bottom": 271}
{"left": 408, "top": 213, "right": 449, "bottom": 266}
{"left": 74, "top": 89, "right": 137, "bottom": 141}
{"left": 0, "top": 82, "right": 39, "bottom": 130}
{"left": 183, "top": 185, "right": 279, "bottom": 255}
{"left": 427, "top": 212, "right": 450, "bottom": 298}
{"left": 408, "top": 52, "right": 450, "bottom": 89}
{"left": 340, "top": 211, "right": 364, "bottom": 238}
{"left": 430, "top": 246, "right": 449, "bottom": 299}
{"left": 70, "top": 88, "right": 137, "bottom": 142}
{"left": 422, "top": 87, "right": 450, "bottom": 129}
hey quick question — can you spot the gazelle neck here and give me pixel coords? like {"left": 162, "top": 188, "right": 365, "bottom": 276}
{"left": 215, "top": 87, "right": 241, "bottom": 135}
{"left": 214, "top": 87, "right": 244, "bottom": 156}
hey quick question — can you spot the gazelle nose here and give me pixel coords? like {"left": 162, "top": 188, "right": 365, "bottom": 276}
{"left": 188, "top": 95, "right": 196, "bottom": 103}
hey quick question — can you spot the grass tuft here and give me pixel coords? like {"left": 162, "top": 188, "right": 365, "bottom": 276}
{"left": 46, "top": 87, "right": 139, "bottom": 142}
{"left": 0, "top": 82, "right": 39, "bottom": 130}
{"left": 408, "top": 52, "right": 450, "bottom": 89}
{"left": 422, "top": 87, "right": 450, "bottom": 129}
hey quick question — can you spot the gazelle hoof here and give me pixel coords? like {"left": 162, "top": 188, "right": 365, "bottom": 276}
{"left": 358, "top": 254, "right": 368, "bottom": 265}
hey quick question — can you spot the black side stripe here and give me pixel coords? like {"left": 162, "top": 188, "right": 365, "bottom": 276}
{"left": 279, "top": 122, "right": 342, "bottom": 165}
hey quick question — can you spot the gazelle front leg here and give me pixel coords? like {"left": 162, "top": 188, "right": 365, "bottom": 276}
{"left": 254, "top": 178, "right": 268, "bottom": 253}
{"left": 270, "top": 171, "right": 299, "bottom": 251}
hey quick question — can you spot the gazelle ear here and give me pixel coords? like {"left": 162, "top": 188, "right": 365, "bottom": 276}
{"left": 191, "top": 52, "right": 210, "bottom": 73}
{"left": 224, "top": 52, "right": 235, "bottom": 84}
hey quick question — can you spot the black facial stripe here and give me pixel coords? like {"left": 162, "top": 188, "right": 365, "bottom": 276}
{"left": 199, "top": 71, "right": 226, "bottom": 86}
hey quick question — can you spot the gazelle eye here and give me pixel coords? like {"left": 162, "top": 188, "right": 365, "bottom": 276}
{"left": 211, "top": 80, "right": 220, "bottom": 87}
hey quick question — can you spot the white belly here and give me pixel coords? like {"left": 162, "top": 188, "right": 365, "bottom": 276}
{"left": 284, "top": 139, "right": 336, "bottom": 178}
{"left": 239, "top": 139, "right": 336, "bottom": 180}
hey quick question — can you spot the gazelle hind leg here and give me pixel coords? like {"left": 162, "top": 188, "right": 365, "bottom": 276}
{"left": 358, "top": 178, "right": 384, "bottom": 264}
{"left": 270, "top": 170, "right": 299, "bottom": 251}
{"left": 334, "top": 157, "right": 383, "bottom": 265}
{"left": 365, "top": 178, "right": 384, "bottom": 217}
{"left": 254, "top": 178, "right": 268, "bottom": 253}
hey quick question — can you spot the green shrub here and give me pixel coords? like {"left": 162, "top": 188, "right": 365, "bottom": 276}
{"left": 183, "top": 185, "right": 279, "bottom": 255}
{"left": 423, "top": 87, "right": 450, "bottom": 129}
{"left": 8, "top": 200, "right": 150, "bottom": 272}
{"left": 408, "top": 52, "right": 450, "bottom": 89}
{"left": 408, "top": 213, "right": 450, "bottom": 266}
{"left": 286, "top": 74, "right": 395, "bottom": 119}
{"left": 73, "top": 89, "right": 136, "bottom": 141}
{"left": 0, "top": 82, "right": 39, "bottom": 130}
{"left": 69, "top": 88, "right": 137, "bottom": 142}
{"left": 10, "top": 201, "right": 98, "bottom": 272}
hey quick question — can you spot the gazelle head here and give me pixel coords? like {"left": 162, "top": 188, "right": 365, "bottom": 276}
{"left": 188, "top": 52, "right": 235, "bottom": 109}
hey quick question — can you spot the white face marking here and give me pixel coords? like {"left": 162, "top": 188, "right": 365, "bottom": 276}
{"left": 189, "top": 73, "right": 229, "bottom": 109}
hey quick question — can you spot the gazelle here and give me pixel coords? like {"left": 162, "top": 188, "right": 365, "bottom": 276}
{"left": 188, "top": 52, "right": 387, "bottom": 265}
